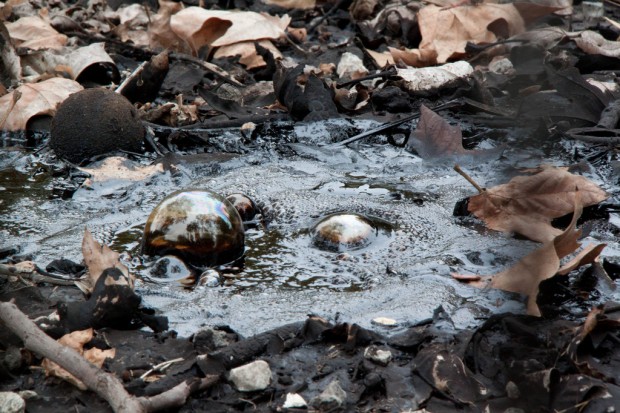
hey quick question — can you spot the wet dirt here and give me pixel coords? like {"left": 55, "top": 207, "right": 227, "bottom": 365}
{"left": 2, "top": 116, "right": 620, "bottom": 338}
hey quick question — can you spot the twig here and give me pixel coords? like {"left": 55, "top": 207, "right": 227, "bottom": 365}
{"left": 0, "top": 262, "right": 77, "bottom": 286}
{"left": 0, "top": 301, "right": 219, "bottom": 413}
{"left": 454, "top": 164, "right": 484, "bottom": 194}
{"left": 307, "top": 0, "right": 348, "bottom": 33}
{"left": 139, "top": 357, "right": 184, "bottom": 380}
{"left": 329, "top": 100, "right": 461, "bottom": 148}
{"left": 337, "top": 66, "right": 397, "bottom": 88}
{"left": 116, "top": 61, "right": 148, "bottom": 94}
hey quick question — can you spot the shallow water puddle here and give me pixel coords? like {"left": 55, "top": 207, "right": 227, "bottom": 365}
{"left": 2, "top": 119, "right": 620, "bottom": 336}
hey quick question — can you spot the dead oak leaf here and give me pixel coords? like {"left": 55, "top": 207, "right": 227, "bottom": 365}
{"left": 467, "top": 166, "right": 608, "bottom": 243}
{"left": 406, "top": 105, "right": 498, "bottom": 160}
{"left": 77, "top": 156, "right": 163, "bottom": 183}
{"left": 169, "top": 8, "right": 290, "bottom": 55}
{"left": 5, "top": 15, "right": 67, "bottom": 50}
{"left": 490, "top": 201, "right": 584, "bottom": 316}
{"left": 412, "top": 3, "right": 525, "bottom": 65}
{"left": 0, "top": 78, "right": 83, "bottom": 131}
{"left": 80, "top": 228, "right": 132, "bottom": 295}
{"left": 41, "top": 328, "right": 116, "bottom": 390}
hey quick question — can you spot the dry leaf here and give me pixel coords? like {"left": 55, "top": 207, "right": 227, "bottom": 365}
{"left": 42, "top": 329, "right": 115, "bottom": 390}
{"left": 489, "top": 201, "right": 582, "bottom": 316}
{"left": 409, "top": 3, "right": 525, "bottom": 65}
{"left": 406, "top": 105, "right": 485, "bottom": 158}
{"left": 148, "top": 0, "right": 190, "bottom": 53}
{"left": 0, "top": 78, "right": 83, "bottom": 131}
{"left": 574, "top": 30, "right": 620, "bottom": 58}
{"left": 5, "top": 15, "right": 67, "bottom": 50}
{"left": 77, "top": 156, "right": 164, "bottom": 183}
{"left": 453, "top": 206, "right": 607, "bottom": 316}
{"left": 396, "top": 61, "right": 473, "bottom": 93}
{"left": 81, "top": 228, "right": 131, "bottom": 294}
{"left": 262, "top": 0, "right": 316, "bottom": 9}
{"left": 366, "top": 49, "right": 394, "bottom": 67}
{"left": 467, "top": 166, "right": 608, "bottom": 243}
{"left": 18, "top": 44, "right": 117, "bottom": 82}
{"left": 213, "top": 40, "right": 282, "bottom": 69}
{"left": 0, "top": 21, "right": 21, "bottom": 88}
{"left": 170, "top": 8, "right": 290, "bottom": 54}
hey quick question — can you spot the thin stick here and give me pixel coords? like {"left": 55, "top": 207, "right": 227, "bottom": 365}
{"left": 330, "top": 100, "right": 461, "bottom": 148}
{"left": 454, "top": 164, "right": 484, "bottom": 194}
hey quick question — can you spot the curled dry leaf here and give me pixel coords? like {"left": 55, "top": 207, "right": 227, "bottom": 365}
{"left": 214, "top": 39, "right": 282, "bottom": 69}
{"left": 455, "top": 199, "right": 607, "bottom": 317}
{"left": 78, "top": 157, "right": 164, "bottom": 183}
{"left": 406, "top": 104, "right": 499, "bottom": 160}
{"left": 262, "top": 0, "right": 317, "bottom": 9}
{"left": 5, "top": 15, "right": 67, "bottom": 50}
{"left": 0, "top": 78, "right": 83, "bottom": 131}
{"left": 574, "top": 30, "right": 620, "bottom": 58}
{"left": 41, "top": 328, "right": 116, "bottom": 390}
{"left": 148, "top": 0, "right": 189, "bottom": 52}
{"left": 80, "top": 228, "right": 131, "bottom": 295}
{"left": 404, "top": 3, "right": 525, "bottom": 65}
{"left": 170, "top": 7, "right": 290, "bottom": 55}
{"left": 467, "top": 166, "right": 608, "bottom": 243}
{"left": 396, "top": 61, "right": 473, "bottom": 94}
{"left": 0, "top": 21, "right": 21, "bottom": 88}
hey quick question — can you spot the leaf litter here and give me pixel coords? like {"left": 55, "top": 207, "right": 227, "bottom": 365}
{"left": 1, "top": 0, "right": 620, "bottom": 410}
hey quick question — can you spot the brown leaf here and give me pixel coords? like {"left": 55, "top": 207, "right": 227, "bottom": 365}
{"left": 574, "top": 30, "right": 620, "bottom": 58}
{"left": 262, "top": 0, "right": 316, "bottom": 9}
{"left": 148, "top": 0, "right": 190, "bottom": 53}
{"left": 0, "top": 78, "right": 83, "bottom": 131}
{"left": 409, "top": 3, "right": 525, "bottom": 65}
{"left": 406, "top": 105, "right": 476, "bottom": 158}
{"left": 42, "top": 329, "right": 115, "bottom": 390}
{"left": 169, "top": 8, "right": 290, "bottom": 55}
{"left": 81, "top": 228, "right": 131, "bottom": 294}
{"left": 467, "top": 166, "right": 608, "bottom": 242}
{"left": 489, "top": 200, "right": 583, "bottom": 316}
{"left": 77, "top": 156, "right": 163, "bottom": 183}
{"left": 5, "top": 15, "right": 67, "bottom": 50}
{"left": 213, "top": 40, "right": 282, "bottom": 69}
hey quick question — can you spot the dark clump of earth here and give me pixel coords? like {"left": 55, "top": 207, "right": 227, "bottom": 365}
{"left": 50, "top": 88, "right": 145, "bottom": 164}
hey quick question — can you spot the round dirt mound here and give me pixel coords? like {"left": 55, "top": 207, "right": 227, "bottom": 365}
{"left": 50, "top": 88, "right": 144, "bottom": 164}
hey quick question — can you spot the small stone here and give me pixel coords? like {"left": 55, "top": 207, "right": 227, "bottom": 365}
{"left": 371, "top": 317, "right": 397, "bottom": 327}
{"left": 17, "top": 391, "right": 37, "bottom": 400}
{"left": 229, "top": 360, "right": 271, "bottom": 392}
{"left": 0, "top": 392, "right": 25, "bottom": 413}
{"left": 311, "top": 380, "right": 346, "bottom": 411}
{"left": 283, "top": 393, "right": 307, "bottom": 408}
{"left": 506, "top": 381, "right": 520, "bottom": 399}
{"left": 364, "top": 345, "right": 392, "bottom": 366}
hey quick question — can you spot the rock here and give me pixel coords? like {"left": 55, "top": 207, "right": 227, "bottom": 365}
{"left": 371, "top": 316, "right": 397, "bottom": 327}
{"left": 283, "top": 393, "right": 307, "bottom": 408}
{"left": 364, "top": 345, "right": 392, "bottom": 366}
{"left": 0, "top": 392, "right": 25, "bottom": 413}
{"left": 50, "top": 88, "right": 145, "bottom": 164}
{"left": 311, "top": 380, "right": 347, "bottom": 411}
{"left": 192, "top": 327, "right": 236, "bottom": 353}
{"left": 229, "top": 360, "right": 271, "bottom": 392}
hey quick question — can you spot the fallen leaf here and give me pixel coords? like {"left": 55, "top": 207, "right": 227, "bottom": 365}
{"left": 5, "top": 15, "right": 67, "bottom": 50}
{"left": 148, "top": 0, "right": 190, "bottom": 53}
{"left": 406, "top": 104, "right": 496, "bottom": 159}
{"left": 396, "top": 61, "right": 473, "bottom": 94}
{"left": 467, "top": 166, "right": 608, "bottom": 242}
{"left": 80, "top": 228, "right": 131, "bottom": 294}
{"left": 77, "top": 157, "right": 164, "bottom": 183}
{"left": 574, "top": 30, "right": 620, "bottom": 58}
{"left": 407, "top": 3, "right": 525, "bottom": 65}
{"left": 489, "top": 203, "right": 582, "bottom": 316}
{"left": 366, "top": 49, "right": 394, "bottom": 67}
{"left": 0, "top": 78, "right": 83, "bottom": 131}
{"left": 213, "top": 39, "right": 282, "bottom": 69}
{"left": 41, "top": 328, "right": 116, "bottom": 390}
{"left": 0, "top": 21, "right": 21, "bottom": 88}
{"left": 170, "top": 8, "right": 290, "bottom": 55}
{"left": 262, "top": 0, "right": 317, "bottom": 9}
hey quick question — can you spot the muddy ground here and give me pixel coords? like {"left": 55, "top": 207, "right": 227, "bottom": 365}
{"left": 3, "top": 0, "right": 620, "bottom": 411}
